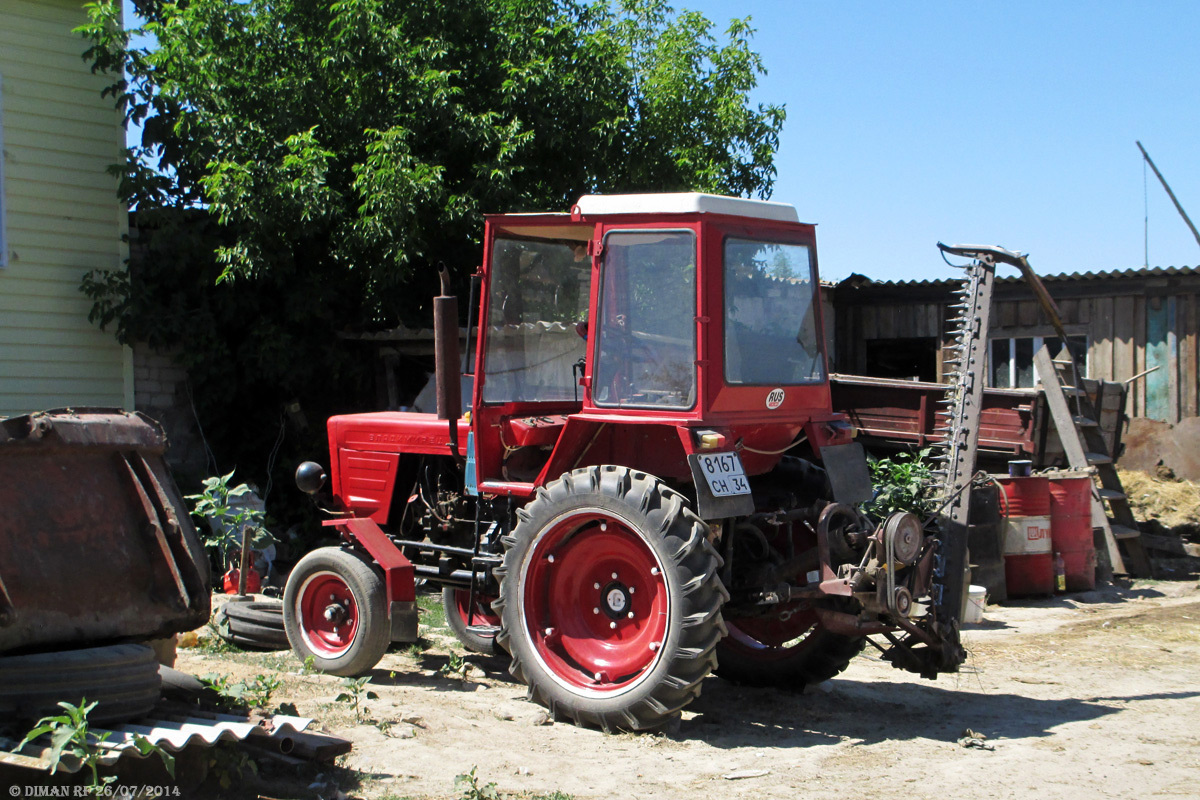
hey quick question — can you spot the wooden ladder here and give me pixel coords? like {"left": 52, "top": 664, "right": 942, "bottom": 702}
{"left": 1033, "top": 345, "right": 1152, "bottom": 578}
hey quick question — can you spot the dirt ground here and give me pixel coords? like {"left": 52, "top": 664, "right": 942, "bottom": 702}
{"left": 176, "top": 579, "right": 1200, "bottom": 800}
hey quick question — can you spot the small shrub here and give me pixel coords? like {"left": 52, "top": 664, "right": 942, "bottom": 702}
{"left": 864, "top": 448, "right": 935, "bottom": 520}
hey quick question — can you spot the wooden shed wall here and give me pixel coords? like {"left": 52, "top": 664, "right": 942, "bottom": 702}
{"left": 835, "top": 282, "right": 1200, "bottom": 424}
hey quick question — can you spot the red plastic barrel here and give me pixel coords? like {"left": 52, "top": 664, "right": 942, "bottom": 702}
{"left": 997, "top": 477, "right": 1053, "bottom": 596}
{"left": 1049, "top": 477, "right": 1097, "bottom": 591}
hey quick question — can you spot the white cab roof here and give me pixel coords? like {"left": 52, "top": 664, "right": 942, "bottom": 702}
{"left": 574, "top": 192, "right": 799, "bottom": 223}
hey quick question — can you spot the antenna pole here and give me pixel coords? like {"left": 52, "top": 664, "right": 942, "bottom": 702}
{"left": 1137, "top": 140, "right": 1200, "bottom": 253}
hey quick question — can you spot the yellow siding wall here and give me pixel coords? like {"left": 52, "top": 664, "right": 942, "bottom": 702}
{"left": 0, "top": 0, "right": 129, "bottom": 416}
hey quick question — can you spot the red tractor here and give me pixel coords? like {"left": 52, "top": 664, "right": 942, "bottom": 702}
{"left": 284, "top": 193, "right": 986, "bottom": 731}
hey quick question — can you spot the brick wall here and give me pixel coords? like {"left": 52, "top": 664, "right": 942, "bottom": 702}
{"left": 133, "top": 345, "right": 208, "bottom": 484}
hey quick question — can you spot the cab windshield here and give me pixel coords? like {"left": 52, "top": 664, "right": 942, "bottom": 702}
{"left": 724, "top": 238, "right": 823, "bottom": 385}
{"left": 593, "top": 231, "right": 696, "bottom": 409}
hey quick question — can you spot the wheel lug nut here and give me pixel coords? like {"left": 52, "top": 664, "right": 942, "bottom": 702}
{"left": 594, "top": 672, "right": 603, "bottom": 681}
{"left": 600, "top": 522, "right": 607, "bottom": 531}
{"left": 629, "top": 586, "right": 635, "bottom": 594}
{"left": 544, "top": 627, "right": 554, "bottom": 636}
{"left": 650, "top": 567, "right": 660, "bottom": 576}
{"left": 627, "top": 612, "right": 634, "bottom": 619}
{"left": 593, "top": 607, "right": 600, "bottom": 615}
{"left": 547, "top": 554, "right": 555, "bottom": 563}
{"left": 609, "top": 621, "right": 617, "bottom": 629}
{"left": 594, "top": 582, "right": 601, "bottom": 590}
{"left": 611, "top": 572, "right": 618, "bottom": 580}
{"left": 650, "top": 642, "right": 661, "bottom": 651}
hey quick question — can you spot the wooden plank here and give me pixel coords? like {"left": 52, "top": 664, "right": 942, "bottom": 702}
{"left": 862, "top": 305, "right": 878, "bottom": 341}
{"left": 998, "top": 299, "right": 1018, "bottom": 329}
{"left": 853, "top": 308, "right": 867, "bottom": 373}
{"left": 1145, "top": 295, "right": 1170, "bottom": 421}
{"left": 1018, "top": 300, "right": 1040, "bottom": 327}
{"left": 1093, "top": 296, "right": 1115, "bottom": 381}
{"left": 926, "top": 303, "right": 941, "bottom": 340}
{"left": 1113, "top": 295, "right": 1135, "bottom": 384}
{"left": 1134, "top": 295, "right": 1146, "bottom": 417}
{"left": 1077, "top": 297, "right": 1091, "bottom": 324}
{"left": 1187, "top": 293, "right": 1199, "bottom": 418}
{"left": 1059, "top": 298, "right": 1078, "bottom": 324}
{"left": 1168, "top": 296, "right": 1180, "bottom": 423}
{"left": 877, "top": 305, "right": 894, "bottom": 340}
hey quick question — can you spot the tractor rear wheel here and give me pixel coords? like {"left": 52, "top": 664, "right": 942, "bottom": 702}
{"left": 283, "top": 547, "right": 390, "bottom": 676}
{"left": 443, "top": 587, "right": 501, "bottom": 655}
{"left": 716, "top": 607, "right": 864, "bottom": 688}
{"left": 495, "top": 465, "right": 727, "bottom": 731}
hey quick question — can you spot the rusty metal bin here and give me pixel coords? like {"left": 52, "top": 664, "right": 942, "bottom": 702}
{"left": 0, "top": 409, "right": 210, "bottom": 655}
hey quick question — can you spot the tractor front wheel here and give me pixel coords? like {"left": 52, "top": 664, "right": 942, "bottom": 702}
{"left": 495, "top": 465, "right": 727, "bottom": 731}
{"left": 283, "top": 547, "right": 390, "bottom": 676}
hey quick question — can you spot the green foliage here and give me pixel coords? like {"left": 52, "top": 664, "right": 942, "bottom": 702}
{"left": 864, "top": 448, "right": 936, "bottom": 520}
{"left": 206, "top": 742, "right": 259, "bottom": 792}
{"left": 74, "top": 0, "right": 785, "bottom": 526}
{"left": 186, "top": 470, "right": 273, "bottom": 554}
{"left": 200, "top": 672, "right": 284, "bottom": 709}
{"left": 439, "top": 651, "right": 468, "bottom": 678}
{"left": 335, "top": 676, "right": 379, "bottom": 722}
{"left": 455, "top": 766, "right": 501, "bottom": 800}
{"left": 19, "top": 700, "right": 174, "bottom": 792}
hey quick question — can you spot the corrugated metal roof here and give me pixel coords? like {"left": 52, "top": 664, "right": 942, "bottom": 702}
{"left": 840, "top": 264, "right": 1200, "bottom": 289}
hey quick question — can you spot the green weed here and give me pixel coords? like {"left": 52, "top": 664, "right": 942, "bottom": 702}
{"left": 20, "top": 699, "right": 174, "bottom": 793}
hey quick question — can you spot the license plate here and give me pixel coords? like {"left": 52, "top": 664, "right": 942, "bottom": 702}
{"left": 696, "top": 452, "right": 751, "bottom": 497}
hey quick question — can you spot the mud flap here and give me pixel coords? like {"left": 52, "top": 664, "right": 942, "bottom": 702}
{"left": 390, "top": 600, "right": 419, "bottom": 643}
{"left": 821, "top": 442, "right": 873, "bottom": 506}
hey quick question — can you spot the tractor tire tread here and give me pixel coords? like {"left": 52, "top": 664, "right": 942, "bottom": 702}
{"left": 0, "top": 644, "right": 161, "bottom": 725}
{"left": 499, "top": 465, "right": 725, "bottom": 732}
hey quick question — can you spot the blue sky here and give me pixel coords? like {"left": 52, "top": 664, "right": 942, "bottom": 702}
{"left": 684, "top": 1, "right": 1200, "bottom": 282}
{"left": 122, "top": 1, "right": 1199, "bottom": 284}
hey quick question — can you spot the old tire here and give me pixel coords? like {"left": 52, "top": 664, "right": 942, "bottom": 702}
{"left": 283, "top": 547, "right": 390, "bottom": 676}
{"left": 0, "top": 644, "right": 161, "bottom": 725}
{"left": 216, "top": 600, "right": 289, "bottom": 651}
{"left": 495, "top": 465, "right": 727, "bottom": 731}
{"left": 716, "top": 609, "right": 864, "bottom": 688}
{"left": 443, "top": 587, "right": 501, "bottom": 655}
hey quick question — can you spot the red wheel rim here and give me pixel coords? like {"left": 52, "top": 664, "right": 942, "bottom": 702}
{"left": 452, "top": 589, "right": 501, "bottom": 629}
{"left": 296, "top": 570, "right": 359, "bottom": 657}
{"left": 521, "top": 511, "right": 669, "bottom": 693}
{"left": 724, "top": 607, "right": 820, "bottom": 661}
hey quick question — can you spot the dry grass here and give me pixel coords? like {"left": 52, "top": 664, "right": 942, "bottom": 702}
{"left": 1118, "top": 468, "right": 1200, "bottom": 533}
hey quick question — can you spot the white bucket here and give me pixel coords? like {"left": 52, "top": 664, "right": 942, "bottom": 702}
{"left": 963, "top": 585, "right": 987, "bottom": 624}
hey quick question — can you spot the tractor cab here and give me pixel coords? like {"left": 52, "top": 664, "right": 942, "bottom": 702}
{"left": 470, "top": 193, "right": 852, "bottom": 506}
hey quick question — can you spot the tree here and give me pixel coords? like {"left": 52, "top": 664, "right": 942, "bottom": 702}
{"left": 78, "top": 0, "right": 785, "bottom": 513}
